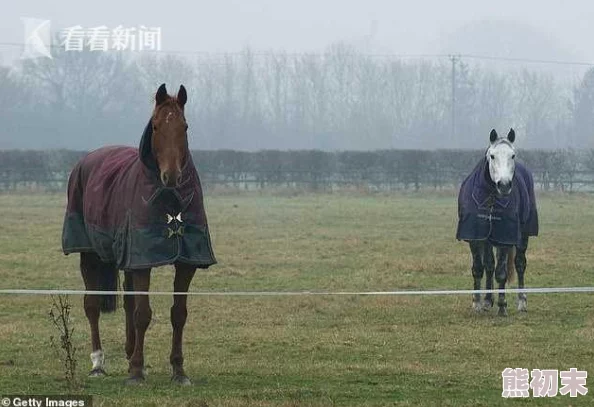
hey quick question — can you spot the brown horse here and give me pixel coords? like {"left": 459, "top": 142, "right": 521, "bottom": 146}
{"left": 62, "top": 84, "right": 216, "bottom": 384}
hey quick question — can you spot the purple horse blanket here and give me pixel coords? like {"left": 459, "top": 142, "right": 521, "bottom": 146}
{"left": 62, "top": 121, "right": 217, "bottom": 270}
{"left": 456, "top": 157, "right": 539, "bottom": 246}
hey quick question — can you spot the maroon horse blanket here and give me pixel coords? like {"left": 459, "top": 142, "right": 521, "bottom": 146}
{"left": 456, "top": 157, "right": 539, "bottom": 247}
{"left": 62, "top": 121, "right": 217, "bottom": 270}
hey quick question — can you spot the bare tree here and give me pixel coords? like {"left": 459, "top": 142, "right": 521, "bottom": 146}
{"left": 571, "top": 67, "right": 594, "bottom": 148}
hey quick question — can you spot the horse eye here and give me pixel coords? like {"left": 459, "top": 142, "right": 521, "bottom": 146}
{"left": 512, "top": 154, "right": 516, "bottom": 159}
{"left": 185, "top": 124, "right": 188, "bottom": 131}
{"left": 490, "top": 154, "right": 495, "bottom": 160}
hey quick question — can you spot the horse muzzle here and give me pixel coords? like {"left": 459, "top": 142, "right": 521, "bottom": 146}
{"left": 160, "top": 170, "right": 182, "bottom": 188}
{"left": 496, "top": 180, "right": 512, "bottom": 195}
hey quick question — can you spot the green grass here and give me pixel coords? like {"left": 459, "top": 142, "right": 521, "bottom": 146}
{"left": 1, "top": 190, "right": 594, "bottom": 406}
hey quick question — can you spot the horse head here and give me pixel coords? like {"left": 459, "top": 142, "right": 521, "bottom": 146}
{"left": 151, "top": 83, "right": 188, "bottom": 188}
{"left": 486, "top": 128, "right": 516, "bottom": 195}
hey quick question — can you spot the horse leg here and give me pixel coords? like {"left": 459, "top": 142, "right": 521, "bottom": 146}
{"left": 123, "top": 271, "right": 135, "bottom": 360}
{"left": 469, "top": 241, "right": 484, "bottom": 312}
{"left": 80, "top": 252, "right": 106, "bottom": 377}
{"left": 483, "top": 242, "right": 495, "bottom": 310}
{"left": 495, "top": 246, "right": 511, "bottom": 316}
{"left": 127, "top": 269, "right": 152, "bottom": 384}
{"left": 170, "top": 262, "right": 196, "bottom": 385}
{"left": 516, "top": 235, "right": 529, "bottom": 312}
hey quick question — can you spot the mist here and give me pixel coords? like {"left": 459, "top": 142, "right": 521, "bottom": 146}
{"left": 1, "top": 1, "right": 594, "bottom": 151}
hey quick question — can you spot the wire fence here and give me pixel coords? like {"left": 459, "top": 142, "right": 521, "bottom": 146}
{"left": 1, "top": 287, "right": 594, "bottom": 296}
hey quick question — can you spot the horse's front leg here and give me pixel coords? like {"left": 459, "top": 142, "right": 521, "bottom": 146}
{"left": 127, "top": 269, "right": 152, "bottom": 384}
{"left": 123, "top": 271, "right": 135, "bottom": 361}
{"left": 469, "top": 241, "right": 484, "bottom": 312}
{"left": 483, "top": 242, "right": 495, "bottom": 310}
{"left": 495, "top": 247, "right": 511, "bottom": 316}
{"left": 516, "top": 235, "right": 529, "bottom": 312}
{"left": 80, "top": 253, "right": 105, "bottom": 377}
{"left": 170, "top": 262, "right": 196, "bottom": 385}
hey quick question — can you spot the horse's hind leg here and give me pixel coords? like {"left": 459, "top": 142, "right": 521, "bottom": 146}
{"left": 170, "top": 262, "right": 196, "bottom": 385}
{"left": 469, "top": 241, "right": 484, "bottom": 312}
{"left": 495, "top": 246, "right": 512, "bottom": 316}
{"left": 80, "top": 252, "right": 106, "bottom": 376}
{"left": 483, "top": 243, "right": 495, "bottom": 310}
{"left": 516, "top": 235, "right": 529, "bottom": 312}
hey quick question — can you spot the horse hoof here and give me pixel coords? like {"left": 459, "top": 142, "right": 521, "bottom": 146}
{"left": 125, "top": 376, "right": 146, "bottom": 386}
{"left": 171, "top": 375, "right": 192, "bottom": 386}
{"left": 482, "top": 301, "right": 493, "bottom": 311}
{"left": 497, "top": 307, "right": 508, "bottom": 317}
{"left": 518, "top": 300, "right": 528, "bottom": 312}
{"left": 472, "top": 301, "right": 482, "bottom": 313}
{"left": 88, "top": 368, "right": 107, "bottom": 377}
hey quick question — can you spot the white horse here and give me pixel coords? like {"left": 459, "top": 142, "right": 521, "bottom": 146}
{"left": 456, "top": 129, "right": 539, "bottom": 316}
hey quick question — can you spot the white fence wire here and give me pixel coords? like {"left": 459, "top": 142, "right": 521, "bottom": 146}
{"left": 1, "top": 287, "right": 594, "bottom": 296}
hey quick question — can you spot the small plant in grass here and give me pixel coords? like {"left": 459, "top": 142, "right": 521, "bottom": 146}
{"left": 49, "top": 294, "right": 79, "bottom": 389}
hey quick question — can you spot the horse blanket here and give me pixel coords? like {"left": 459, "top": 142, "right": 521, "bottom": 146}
{"left": 62, "top": 120, "right": 217, "bottom": 270}
{"left": 456, "top": 157, "right": 539, "bottom": 247}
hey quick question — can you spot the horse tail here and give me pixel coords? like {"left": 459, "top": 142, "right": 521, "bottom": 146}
{"left": 506, "top": 246, "right": 516, "bottom": 284}
{"left": 99, "top": 262, "right": 119, "bottom": 313}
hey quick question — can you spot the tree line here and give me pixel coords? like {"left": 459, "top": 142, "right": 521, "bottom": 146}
{"left": 1, "top": 149, "right": 592, "bottom": 192}
{"left": 1, "top": 44, "right": 594, "bottom": 151}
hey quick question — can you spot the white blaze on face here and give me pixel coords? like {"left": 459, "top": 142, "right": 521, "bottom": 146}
{"left": 487, "top": 141, "right": 515, "bottom": 193}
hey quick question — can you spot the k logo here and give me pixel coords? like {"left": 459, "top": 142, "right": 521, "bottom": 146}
{"left": 21, "top": 17, "right": 53, "bottom": 59}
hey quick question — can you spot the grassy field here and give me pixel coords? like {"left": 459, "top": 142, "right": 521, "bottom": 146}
{"left": 1, "top": 190, "right": 594, "bottom": 406}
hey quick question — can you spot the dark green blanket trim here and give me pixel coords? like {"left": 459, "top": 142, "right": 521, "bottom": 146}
{"left": 122, "top": 224, "right": 216, "bottom": 270}
{"left": 62, "top": 212, "right": 93, "bottom": 254}
{"left": 62, "top": 212, "right": 216, "bottom": 269}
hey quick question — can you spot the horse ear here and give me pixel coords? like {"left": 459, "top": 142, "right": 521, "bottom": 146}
{"left": 177, "top": 85, "right": 187, "bottom": 109}
{"left": 507, "top": 128, "right": 516, "bottom": 143}
{"left": 489, "top": 129, "right": 498, "bottom": 143}
{"left": 155, "top": 83, "right": 168, "bottom": 106}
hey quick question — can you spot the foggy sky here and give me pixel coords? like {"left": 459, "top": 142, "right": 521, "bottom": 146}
{"left": 1, "top": 1, "right": 594, "bottom": 61}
